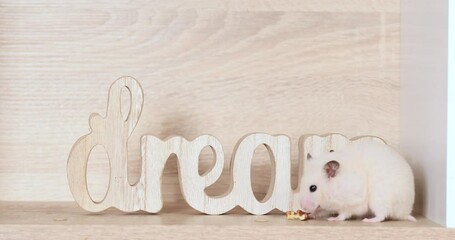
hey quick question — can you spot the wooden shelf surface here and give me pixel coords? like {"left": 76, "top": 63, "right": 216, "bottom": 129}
{"left": 0, "top": 202, "right": 453, "bottom": 239}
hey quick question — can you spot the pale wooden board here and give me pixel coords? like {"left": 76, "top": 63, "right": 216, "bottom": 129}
{"left": 0, "top": 0, "right": 400, "bottom": 202}
{"left": 1, "top": 202, "right": 454, "bottom": 240}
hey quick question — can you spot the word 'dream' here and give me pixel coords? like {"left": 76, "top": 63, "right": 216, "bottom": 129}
{"left": 67, "top": 77, "right": 385, "bottom": 215}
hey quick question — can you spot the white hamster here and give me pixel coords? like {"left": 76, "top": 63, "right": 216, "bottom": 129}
{"left": 299, "top": 140, "right": 415, "bottom": 223}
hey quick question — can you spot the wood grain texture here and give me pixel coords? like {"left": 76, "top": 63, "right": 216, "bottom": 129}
{"left": 67, "top": 77, "right": 146, "bottom": 212}
{"left": 2, "top": 202, "right": 454, "bottom": 240}
{"left": 0, "top": 0, "right": 400, "bottom": 202}
{"left": 140, "top": 132, "right": 293, "bottom": 214}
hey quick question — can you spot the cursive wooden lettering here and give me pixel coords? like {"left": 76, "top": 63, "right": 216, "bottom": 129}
{"left": 67, "top": 77, "right": 385, "bottom": 214}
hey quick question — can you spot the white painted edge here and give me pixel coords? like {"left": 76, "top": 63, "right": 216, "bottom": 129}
{"left": 447, "top": 0, "right": 455, "bottom": 229}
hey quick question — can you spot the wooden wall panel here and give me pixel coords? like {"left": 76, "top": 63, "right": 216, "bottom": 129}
{"left": 0, "top": 0, "right": 399, "bottom": 202}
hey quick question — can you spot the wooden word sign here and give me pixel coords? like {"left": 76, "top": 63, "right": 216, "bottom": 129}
{"left": 67, "top": 77, "right": 385, "bottom": 215}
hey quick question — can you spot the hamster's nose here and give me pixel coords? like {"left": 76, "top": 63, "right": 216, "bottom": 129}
{"left": 300, "top": 199, "right": 316, "bottom": 213}
{"left": 300, "top": 198, "right": 314, "bottom": 212}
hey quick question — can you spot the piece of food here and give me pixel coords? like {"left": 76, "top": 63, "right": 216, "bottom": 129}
{"left": 286, "top": 210, "right": 310, "bottom": 221}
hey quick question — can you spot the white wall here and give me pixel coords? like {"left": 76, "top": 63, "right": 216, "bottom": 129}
{"left": 401, "top": 0, "right": 453, "bottom": 227}
{"left": 447, "top": 0, "right": 455, "bottom": 229}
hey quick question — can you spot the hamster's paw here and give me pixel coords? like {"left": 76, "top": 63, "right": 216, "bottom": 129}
{"left": 362, "top": 216, "right": 385, "bottom": 223}
{"left": 407, "top": 215, "right": 417, "bottom": 222}
{"left": 328, "top": 217, "right": 344, "bottom": 221}
{"left": 327, "top": 214, "right": 348, "bottom": 221}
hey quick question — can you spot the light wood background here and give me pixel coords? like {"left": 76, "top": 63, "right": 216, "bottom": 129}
{"left": 0, "top": 0, "right": 400, "bottom": 203}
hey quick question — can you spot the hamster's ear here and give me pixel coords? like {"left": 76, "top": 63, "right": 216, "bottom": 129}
{"left": 324, "top": 160, "right": 340, "bottom": 178}
{"left": 307, "top": 153, "right": 312, "bottom": 161}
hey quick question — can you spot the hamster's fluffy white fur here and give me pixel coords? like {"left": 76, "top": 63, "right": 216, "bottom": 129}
{"left": 299, "top": 140, "right": 415, "bottom": 223}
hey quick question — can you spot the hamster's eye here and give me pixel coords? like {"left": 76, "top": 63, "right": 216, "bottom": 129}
{"left": 309, "top": 185, "right": 317, "bottom": 192}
